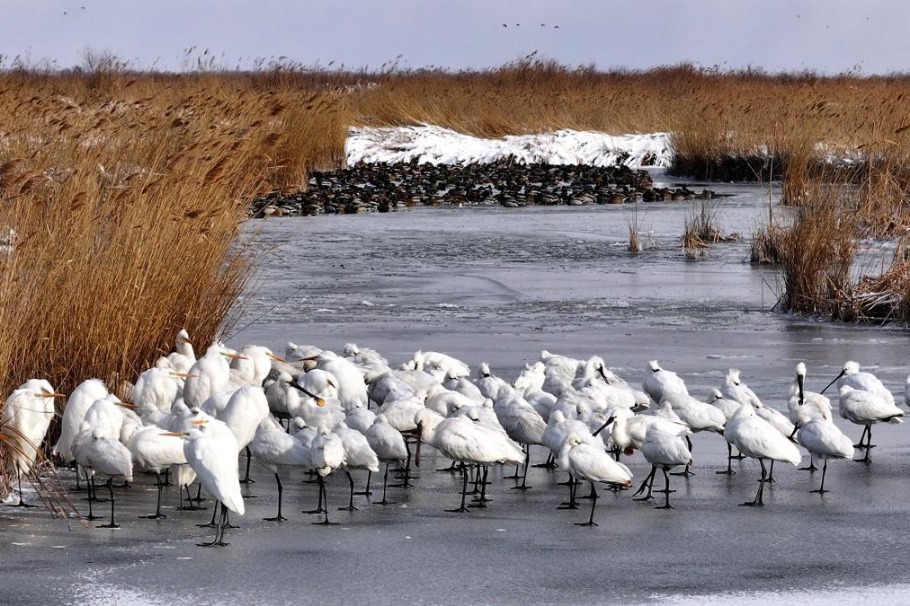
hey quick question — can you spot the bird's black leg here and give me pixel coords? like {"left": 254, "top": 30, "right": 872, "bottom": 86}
{"left": 392, "top": 441, "right": 414, "bottom": 487}
{"left": 471, "top": 465, "right": 491, "bottom": 507}
{"left": 264, "top": 473, "right": 287, "bottom": 521}
{"left": 741, "top": 458, "right": 766, "bottom": 506}
{"left": 162, "top": 467, "right": 173, "bottom": 486}
{"left": 799, "top": 453, "right": 818, "bottom": 472}
{"left": 354, "top": 471, "right": 372, "bottom": 496}
{"left": 503, "top": 446, "right": 523, "bottom": 480}
{"left": 446, "top": 464, "right": 471, "bottom": 513}
{"left": 304, "top": 475, "right": 327, "bottom": 514}
{"left": 856, "top": 426, "right": 874, "bottom": 463}
{"left": 671, "top": 437, "right": 694, "bottom": 476}
{"left": 512, "top": 446, "right": 533, "bottom": 490}
{"left": 97, "top": 480, "right": 120, "bottom": 528}
{"left": 198, "top": 500, "right": 219, "bottom": 527}
{"left": 810, "top": 458, "right": 830, "bottom": 494}
{"left": 575, "top": 488, "right": 599, "bottom": 527}
{"left": 313, "top": 476, "right": 338, "bottom": 525}
{"left": 12, "top": 466, "right": 36, "bottom": 508}
{"left": 580, "top": 482, "right": 598, "bottom": 500}
{"left": 139, "top": 472, "right": 166, "bottom": 519}
{"left": 375, "top": 462, "right": 395, "bottom": 505}
{"left": 716, "top": 442, "right": 737, "bottom": 475}
{"left": 557, "top": 474, "right": 579, "bottom": 509}
{"left": 655, "top": 469, "right": 674, "bottom": 510}
{"left": 239, "top": 446, "right": 255, "bottom": 484}
{"left": 191, "top": 484, "right": 205, "bottom": 502}
{"left": 853, "top": 426, "right": 869, "bottom": 449}
{"left": 764, "top": 460, "right": 776, "bottom": 483}
{"left": 338, "top": 470, "right": 358, "bottom": 511}
{"left": 633, "top": 466, "right": 656, "bottom": 501}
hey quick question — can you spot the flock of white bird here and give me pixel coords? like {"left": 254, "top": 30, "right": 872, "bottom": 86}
{"left": 0, "top": 329, "right": 906, "bottom": 545}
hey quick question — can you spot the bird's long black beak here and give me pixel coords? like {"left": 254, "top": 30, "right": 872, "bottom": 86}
{"left": 593, "top": 416, "right": 615, "bottom": 437}
{"left": 288, "top": 380, "right": 320, "bottom": 400}
{"left": 597, "top": 366, "right": 611, "bottom": 384}
{"left": 821, "top": 369, "right": 845, "bottom": 395}
{"left": 797, "top": 373, "right": 805, "bottom": 406}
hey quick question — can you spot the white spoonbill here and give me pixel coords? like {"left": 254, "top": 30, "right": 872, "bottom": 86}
{"left": 788, "top": 363, "right": 833, "bottom": 427}
{"left": 2, "top": 381, "right": 64, "bottom": 507}
{"left": 307, "top": 427, "right": 347, "bottom": 525}
{"left": 416, "top": 414, "right": 524, "bottom": 512}
{"left": 838, "top": 385, "right": 904, "bottom": 463}
{"left": 724, "top": 403, "right": 801, "bottom": 506}
{"left": 364, "top": 414, "right": 408, "bottom": 505}
{"left": 642, "top": 360, "right": 688, "bottom": 405}
{"left": 557, "top": 433, "right": 633, "bottom": 526}
{"left": 796, "top": 419, "right": 854, "bottom": 493}
{"left": 637, "top": 427, "right": 693, "bottom": 509}
{"left": 824, "top": 361, "right": 896, "bottom": 408}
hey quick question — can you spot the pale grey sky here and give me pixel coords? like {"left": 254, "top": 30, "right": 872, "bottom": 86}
{"left": 2, "top": 1, "right": 906, "bottom": 74}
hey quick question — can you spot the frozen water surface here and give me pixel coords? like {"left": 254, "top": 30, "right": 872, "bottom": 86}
{"left": 3, "top": 181, "right": 910, "bottom": 605}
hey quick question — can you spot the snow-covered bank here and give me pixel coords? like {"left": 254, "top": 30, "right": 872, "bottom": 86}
{"left": 345, "top": 124, "right": 673, "bottom": 168}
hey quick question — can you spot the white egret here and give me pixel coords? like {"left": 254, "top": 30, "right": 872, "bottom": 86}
{"left": 80, "top": 429, "right": 134, "bottom": 528}
{"left": 219, "top": 385, "right": 270, "bottom": 484}
{"left": 2, "top": 381, "right": 65, "bottom": 507}
{"left": 248, "top": 416, "right": 312, "bottom": 521}
{"left": 53, "top": 379, "right": 109, "bottom": 464}
{"left": 169, "top": 419, "right": 244, "bottom": 546}
{"left": 128, "top": 425, "right": 187, "bottom": 519}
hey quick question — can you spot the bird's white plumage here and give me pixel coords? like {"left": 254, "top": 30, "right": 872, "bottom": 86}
{"left": 724, "top": 403, "right": 801, "bottom": 466}
{"left": 182, "top": 423, "right": 244, "bottom": 515}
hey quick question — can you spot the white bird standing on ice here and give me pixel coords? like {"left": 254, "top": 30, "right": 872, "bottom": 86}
{"left": 796, "top": 418, "right": 854, "bottom": 494}
{"left": 837, "top": 385, "right": 904, "bottom": 463}
{"left": 128, "top": 425, "right": 187, "bottom": 519}
{"left": 724, "top": 403, "right": 801, "bottom": 506}
{"left": 642, "top": 360, "right": 688, "bottom": 404}
{"left": 218, "top": 385, "right": 270, "bottom": 484}
{"left": 637, "top": 427, "right": 693, "bottom": 509}
{"left": 183, "top": 343, "right": 245, "bottom": 408}
{"left": 824, "top": 361, "right": 896, "bottom": 408}
{"left": 364, "top": 414, "right": 408, "bottom": 505}
{"left": 2, "top": 381, "right": 65, "bottom": 507}
{"left": 168, "top": 419, "right": 244, "bottom": 546}
{"left": 557, "top": 433, "right": 633, "bottom": 526}
{"left": 53, "top": 378, "right": 109, "bottom": 464}
{"left": 80, "top": 429, "right": 134, "bottom": 528}
{"left": 660, "top": 391, "right": 725, "bottom": 476}
{"left": 788, "top": 363, "right": 833, "bottom": 427}
{"left": 307, "top": 427, "right": 347, "bottom": 525}
{"left": 416, "top": 414, "right": 524, "bottom": 512}
{"left": 248, "top": 416, "right": 312, "bottom": 521}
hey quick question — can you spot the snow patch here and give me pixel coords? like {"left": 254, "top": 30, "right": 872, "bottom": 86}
{"left": 346, "top": 124, "right": 673, "bottom": 168}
